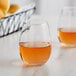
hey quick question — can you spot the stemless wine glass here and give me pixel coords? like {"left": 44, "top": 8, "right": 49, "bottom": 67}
{"left": 19, "top": 15, "right": 51, "bottom": 67}
{"left": 57, "top": 7, "right": 76, "bottom": 47}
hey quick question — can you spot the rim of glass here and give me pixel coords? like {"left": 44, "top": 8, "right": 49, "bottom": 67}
{"left": 61, "top": 7, "right": 76, "bottom": 13}
{"left": 59, "top": 7, "right": 76, "bottom": 17}
{"left": 62, "top": 7, "right": 76, "bottom": 10}
{"left": 28, "top": 15, "right": 48, "bottom": 26}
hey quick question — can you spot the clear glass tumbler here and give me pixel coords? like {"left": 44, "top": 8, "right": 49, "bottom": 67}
{"left": 57, "top": 7, "right": 76, "bottom": 47}
{"left": 19, "top": 15, "right": 51, "bottom": 67}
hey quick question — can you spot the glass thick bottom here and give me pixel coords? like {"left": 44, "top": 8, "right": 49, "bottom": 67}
{"left": 22, "top": 61, "right": 46, "bottom": 67}
{"left": 60, "top": 43, "right": 76, "bottom": 48}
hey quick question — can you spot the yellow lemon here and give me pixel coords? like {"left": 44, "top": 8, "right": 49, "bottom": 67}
{"left": 8, "top": 4, "right": 20, "bottom": 14}
{"left": 0, "top": 9, "right": 4, "bottom": 18}
{"left": 0, "top": 0, "right": 10, "bottom": 14}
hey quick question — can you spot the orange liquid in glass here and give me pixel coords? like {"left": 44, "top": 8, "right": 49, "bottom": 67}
{"left": 58, "top": 28, "right": 76, "bottom": 44}
{"left": 19, "top": 42, "right": 51, "bottom": 65}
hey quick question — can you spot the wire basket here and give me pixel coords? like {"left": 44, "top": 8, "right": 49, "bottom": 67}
{"left": 0, "top": 6, "right": 35, "bottom": 37}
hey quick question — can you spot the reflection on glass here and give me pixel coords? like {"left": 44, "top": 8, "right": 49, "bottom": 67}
{"left": 20, "top": 65, "right": 50, "bottom": 76}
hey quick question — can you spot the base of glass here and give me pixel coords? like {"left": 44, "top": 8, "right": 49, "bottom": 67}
{"left": 60, "top": 43, "right": 76, "bottom": 48}
{"left": 22, "top": 62, "right": 45, "bottom": 67}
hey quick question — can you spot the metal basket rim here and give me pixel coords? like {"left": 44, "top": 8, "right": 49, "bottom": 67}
{"left": 0, "top": 7, "right": 36, "bottom": 20}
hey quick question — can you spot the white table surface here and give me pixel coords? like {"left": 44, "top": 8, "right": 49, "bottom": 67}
{"left": 0, "top": 31, "right": 76, "bottom": 76}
